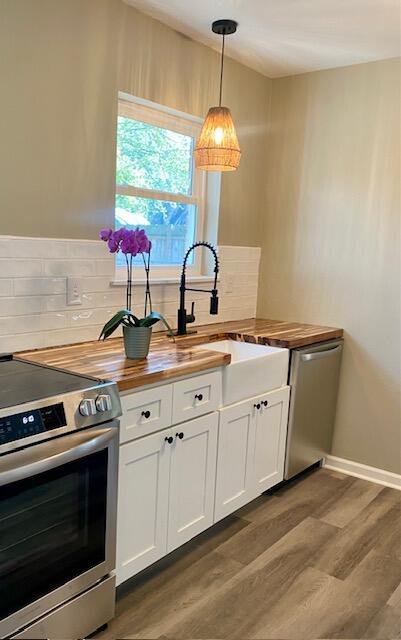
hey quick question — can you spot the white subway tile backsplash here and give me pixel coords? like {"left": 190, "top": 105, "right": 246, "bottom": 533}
{"left": 83, "top": 277, "right": 115, "bottom": 293}
{"left": 0, "top": 259, "right": 43, "bottom": 278}
{"left": 0, "top": 237, "right": 69, "bottom": 259}
{"left": 0, "top": 326, "right": 101, "bottom": 353}
{"left": 44, "top": 260, "right": 96, "bottom": 277}
{"left": 14, "top": 278, "right": 66, "bottom": 296}
{"left": 0, "top": 236, "right": 260, "bottom": 352}
{"left": 87, "top": 291, "right": 125, "bottom": 308}
{"left": 45, "top": 291, "right": 124, "bottom": 312}
{"left": 224, "top": 260, "right": 260, "bottom": 275}
{"left": 0, "top": 312, "right": 66, "bottom": 336}
{"left": 44, "top": 295, "right": 69, "bottom": 312}
{"left": 67, "top": 240, "right": 107, "bottom": 260}
{"left": 0, "top": 333, "right": 46, "bottom": 353}
{"left": 0, "top": 296, "right": 43, "bottom": 316}
{"left": 219, "top": 246, "right": 261, "bottom": 262}
{"left": 0, "top": 280, "right": 13, "bottom": 297}
{"left": 95, "top": 259, "right": 115, "bottom": 277}
{"left": 219, "top": 295, "right": 259, "bottom": 311}
{"left": 67, "top": 307, "right": 116, "bottom": 328}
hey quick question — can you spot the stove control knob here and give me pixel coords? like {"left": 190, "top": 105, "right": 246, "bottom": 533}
{"left": 79, "top": 398, "right": 97, "bottom": 417}
{"left": 95, "top": 394, "right": 112, "bottom": 413}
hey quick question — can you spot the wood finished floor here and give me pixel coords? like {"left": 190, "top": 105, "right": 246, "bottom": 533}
{"left": 97, "top": 468, "right": 401, "bottom": 640}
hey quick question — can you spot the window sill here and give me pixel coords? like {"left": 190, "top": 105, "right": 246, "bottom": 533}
{"left": 110, "top": 275, "right": 218, "bottom": 287}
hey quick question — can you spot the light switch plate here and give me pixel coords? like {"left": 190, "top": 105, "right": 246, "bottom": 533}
{"left": 67, "top": 277, "right": 83, "bottom": 306}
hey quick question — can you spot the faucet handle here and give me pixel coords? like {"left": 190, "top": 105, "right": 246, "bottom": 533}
{"left": 210, "top": 292, "right": 219, "bottom": 315}
{"left": 187, "top": 301, "right": 196, "bottom": 324}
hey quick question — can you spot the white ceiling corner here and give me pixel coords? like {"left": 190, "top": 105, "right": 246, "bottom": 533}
{"left": 123, "top": 0, "right": 401, "bottom": 77}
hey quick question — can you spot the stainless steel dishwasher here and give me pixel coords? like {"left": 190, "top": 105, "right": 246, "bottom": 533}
{"left": 284, "top": 338, "right": 343, "bottom": 479}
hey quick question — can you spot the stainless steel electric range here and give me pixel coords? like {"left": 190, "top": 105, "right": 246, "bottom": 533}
{"left": 0, "top": 354, "right": 122, "bottom": 640}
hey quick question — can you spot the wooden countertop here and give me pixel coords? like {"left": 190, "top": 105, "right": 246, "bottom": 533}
{"left": 181, "top": 318, "right": 343, "bottom": 349}
{"left": 19, "top": 318, "right": 343, "bottom": 392}
{"left": 19, "top": 335, "right": 231, "bottom": 392}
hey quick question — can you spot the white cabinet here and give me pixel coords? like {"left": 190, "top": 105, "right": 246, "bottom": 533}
{"left": 167, "top": 413, "right": 218, "bottom": 552}
{"left": 120, "top": 384, "right": 173, "bottom": 443}
{"left": 214, "top": 400, "right": 256, "bottom": 521}
{"left": 116, "top": 429, "right": 171, "bottom": 585}
{"left": 172, "top": 371, "right": 222, "bottom": 425}
{"left": 117, "top": 414, "right": 218, "bottom": 584}
{"left": 116, "top": 365, "right": 290, "bottom": 587}
{"left": 214, "top": 386, "right": 290, "bottom": 522}
{"left": 253, "top": 387, "right": 290, "bottom": 494}
{"left": 119, "top": 370, "right": 222, "bottom": 443}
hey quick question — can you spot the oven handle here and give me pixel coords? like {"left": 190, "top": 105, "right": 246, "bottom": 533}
{"left": 0, "top": 426, "right": 117, "bottom": 486}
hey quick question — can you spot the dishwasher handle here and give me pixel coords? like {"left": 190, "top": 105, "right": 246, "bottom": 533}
{"left": 301, "top": 344, "right": 342, "bottom": 362}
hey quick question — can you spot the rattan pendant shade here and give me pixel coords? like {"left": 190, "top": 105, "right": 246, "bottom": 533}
{"left": 194, "top": 106, "right": 241, "bottom": 171}
{"left": 194, "top": 19, "right": 241, "bottom": 172}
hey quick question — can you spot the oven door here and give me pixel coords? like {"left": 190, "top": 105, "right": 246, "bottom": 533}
{"left": 0, "top": 422, "right": 118, "bottom": 639}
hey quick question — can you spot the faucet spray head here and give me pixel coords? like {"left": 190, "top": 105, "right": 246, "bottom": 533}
{"left": 210, "top": 291, "right": 219, "bottom": 315}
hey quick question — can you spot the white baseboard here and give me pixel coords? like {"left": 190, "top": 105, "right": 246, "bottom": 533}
{"left": 323, "top": 455, "right": 401, "bottom": 490}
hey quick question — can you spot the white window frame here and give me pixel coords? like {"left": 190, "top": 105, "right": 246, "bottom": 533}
{"left": 115, "top": 93, "right": 215, "bottom": 282}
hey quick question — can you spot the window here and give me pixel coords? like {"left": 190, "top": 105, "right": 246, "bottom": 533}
{"left": 115, "top": 95, "right": 217, "bottom": 279}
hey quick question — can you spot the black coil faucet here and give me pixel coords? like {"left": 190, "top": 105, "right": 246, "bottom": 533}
{"left": 177, "top": 242, "right": 219, "bottom": 336}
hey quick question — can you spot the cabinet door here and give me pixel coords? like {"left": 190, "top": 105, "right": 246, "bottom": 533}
{"left": 253, "top": 386, "right": 290, "bottom": 495}
{"left": 167, "top": 413, "right": 218, "bottom": 552}
{"left": 116, "top": 430, "right": 171, "bottom": 585}
{"left": 214, "top": 399, "right": 257, "bottom": 522}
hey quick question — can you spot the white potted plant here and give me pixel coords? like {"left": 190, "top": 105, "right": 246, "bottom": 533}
{"left": 99, "top": 227, "right": 173, "bottom": 359}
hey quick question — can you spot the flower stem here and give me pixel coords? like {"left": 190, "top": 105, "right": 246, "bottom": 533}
{"left": 125, "top": 254, "right": 130, "bottom": 311}
{"left": 129, "top": 254, "right": 133, "bottom": 311}
{"left": 142, "top": 251, "right": 152, "bottom": 315}
{"left": 147, "top": 250, "right": 153, "bottom": 313}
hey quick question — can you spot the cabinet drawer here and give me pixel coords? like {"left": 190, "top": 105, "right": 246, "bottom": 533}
{"left": 120, "top": 384, "right": 173, "bottom": 443}
{"left": 172, "top": 371, "right": 222, "bottom": 425}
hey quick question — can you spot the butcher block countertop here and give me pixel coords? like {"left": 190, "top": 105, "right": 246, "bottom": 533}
{"left": 20, "top": 318, "right": 343, "bottom": 392}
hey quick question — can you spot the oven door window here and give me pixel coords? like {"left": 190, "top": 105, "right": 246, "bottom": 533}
{"left": 0, "top": 449, "right": 108, "bottom": 621}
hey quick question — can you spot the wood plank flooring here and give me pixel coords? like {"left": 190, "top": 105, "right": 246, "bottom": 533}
{"left": 97, "top": 468, "right": 401, "bottom": 640}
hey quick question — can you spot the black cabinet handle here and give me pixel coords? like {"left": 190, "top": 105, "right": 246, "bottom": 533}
{"left": 262, "top": 401, "right": 268, "bottom": 407}
{"left": 176, "top": 432, "right": 184, "bottom": 440}
{"left": 254, "top": 403, "right": 261, "bottom": 410}
{"left": 165, "top": 436, "right": 173, "bottom": 444}
{"left": 195, "top": 393, "right": 203, "bottom": 401}
{"left": 142, "top": 410, "right": 151, "bottom": 419}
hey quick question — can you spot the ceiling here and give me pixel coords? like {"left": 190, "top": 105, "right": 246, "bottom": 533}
{"left": 124, "top": 0, "right": 400, "bottom": 78}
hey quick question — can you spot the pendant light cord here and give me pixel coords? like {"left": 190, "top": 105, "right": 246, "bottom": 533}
{"left": 219, "top": 33, "right": 225, "bottom": 107}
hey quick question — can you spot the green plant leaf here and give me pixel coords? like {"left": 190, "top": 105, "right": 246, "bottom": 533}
{"left": 139, "top": 311, "right": 175, "bottom": 339}
{"left": 99, "top": 309, "right": 139, "bottom": 340}
{"left": 127, "top": 314, "right": 140, "bottom": 326}
{"left": 99, "top": 310, "right": 126, "bottom": 340}
{"left": 139, "top": 317, "right": 159, "bottom": 327}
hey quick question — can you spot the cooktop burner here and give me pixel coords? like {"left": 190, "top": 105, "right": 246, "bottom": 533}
{"left": 0, "top": 355, "right": 100, "bottom": 409}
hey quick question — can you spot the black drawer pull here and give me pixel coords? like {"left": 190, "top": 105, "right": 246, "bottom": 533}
{"left": 176, "top": 432, "right": 184, "bottom": 440}
{"left": 141, "top": 410, "right": 151, "bottom": 419}
{"left": 254, "top": 403, "right": 261, "bottom": 410}
{"left": 262, "top": 401, "right": 268, "bottom": 407}
{"left": 165, "top": 436, "right": 173, "bottom": 444}
{"left": 195, "top": 393, "right": 203, "bottom": 401}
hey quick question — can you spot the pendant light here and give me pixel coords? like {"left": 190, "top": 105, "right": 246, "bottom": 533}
{"left": 194, "top": 19, "right": 241, "bottom": 172}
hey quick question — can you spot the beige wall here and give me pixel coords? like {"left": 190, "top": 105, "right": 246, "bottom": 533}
{"left": 117, "top": 4, "right": 271, "bottom": 247}
{"left": 0, "top": 0, "right": 121, "bottom": 239}
{"left": 258, "top": 58, "right": 401, "bottom": 473}
{"left": 0, "top": 0, "right": 271, "bottom": 245}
